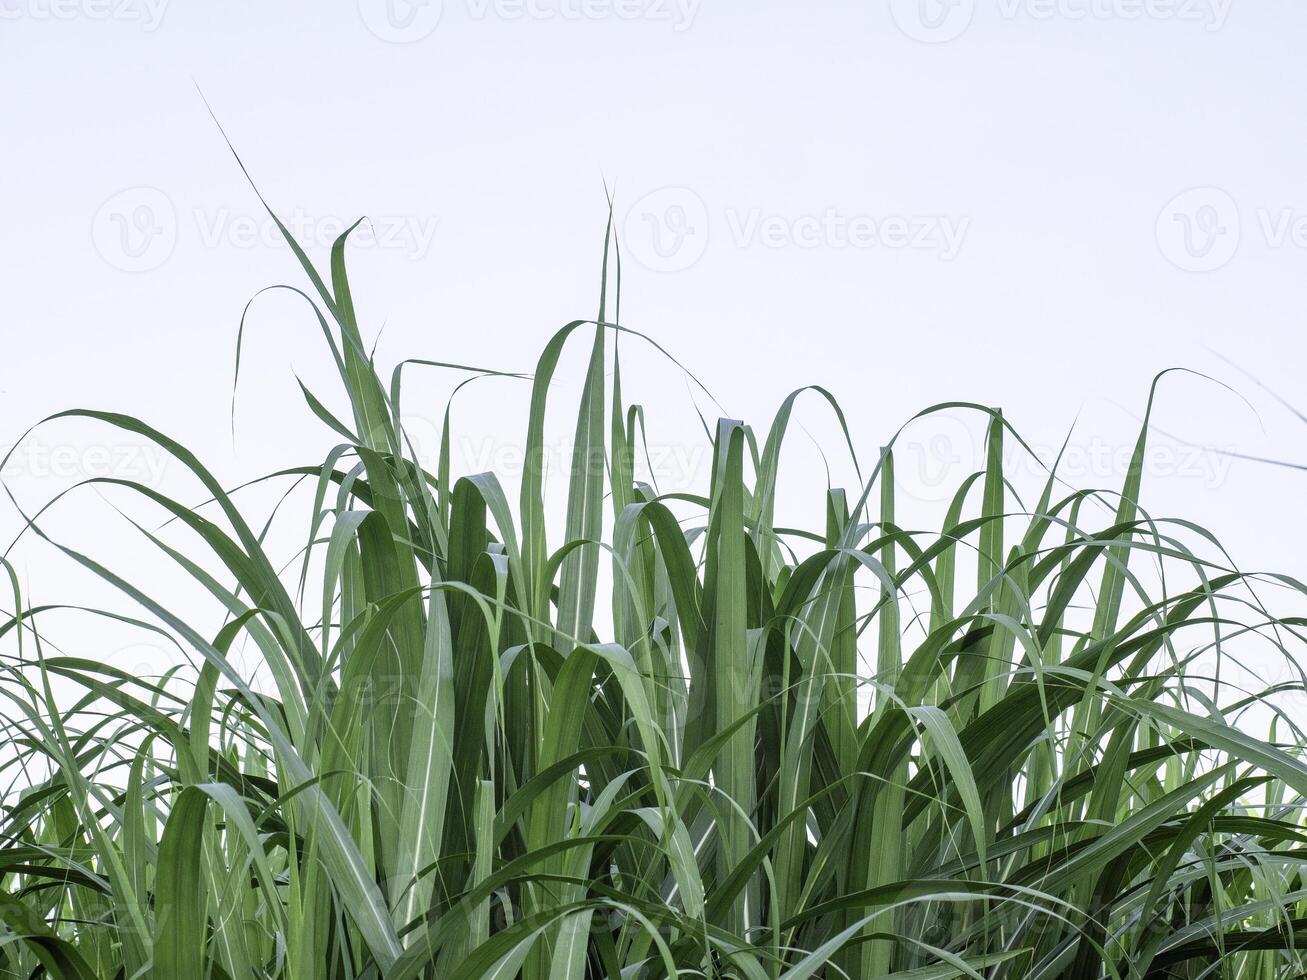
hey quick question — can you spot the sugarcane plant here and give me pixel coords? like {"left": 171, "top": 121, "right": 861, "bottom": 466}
{"left": 3, "top": 183, "right": 1307, "bottom": 979}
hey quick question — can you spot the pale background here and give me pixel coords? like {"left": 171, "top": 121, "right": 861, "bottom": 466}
{"left": 3, "top": 0, "right": 1305, "bottom": 685}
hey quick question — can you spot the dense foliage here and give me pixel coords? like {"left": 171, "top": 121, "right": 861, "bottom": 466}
{"left": 4, "top": 196, "right": 1307, "bottom": 978}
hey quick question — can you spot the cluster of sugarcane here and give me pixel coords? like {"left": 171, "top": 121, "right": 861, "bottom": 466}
{"left": 3, "top": 190, "right": 1307, "bottom": 979}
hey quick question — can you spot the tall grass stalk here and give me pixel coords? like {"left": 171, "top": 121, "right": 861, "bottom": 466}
{"left": 3, "top": 184, "right": 1307, "bottom": 978}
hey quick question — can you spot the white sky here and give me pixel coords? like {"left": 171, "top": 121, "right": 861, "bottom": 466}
{"left": 3, "top": 1, "right": 1307, "bottom": 684}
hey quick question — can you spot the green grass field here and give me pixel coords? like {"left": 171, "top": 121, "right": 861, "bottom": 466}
{"left": 3, "top": 192, "right": 1307, "bottom": 978}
